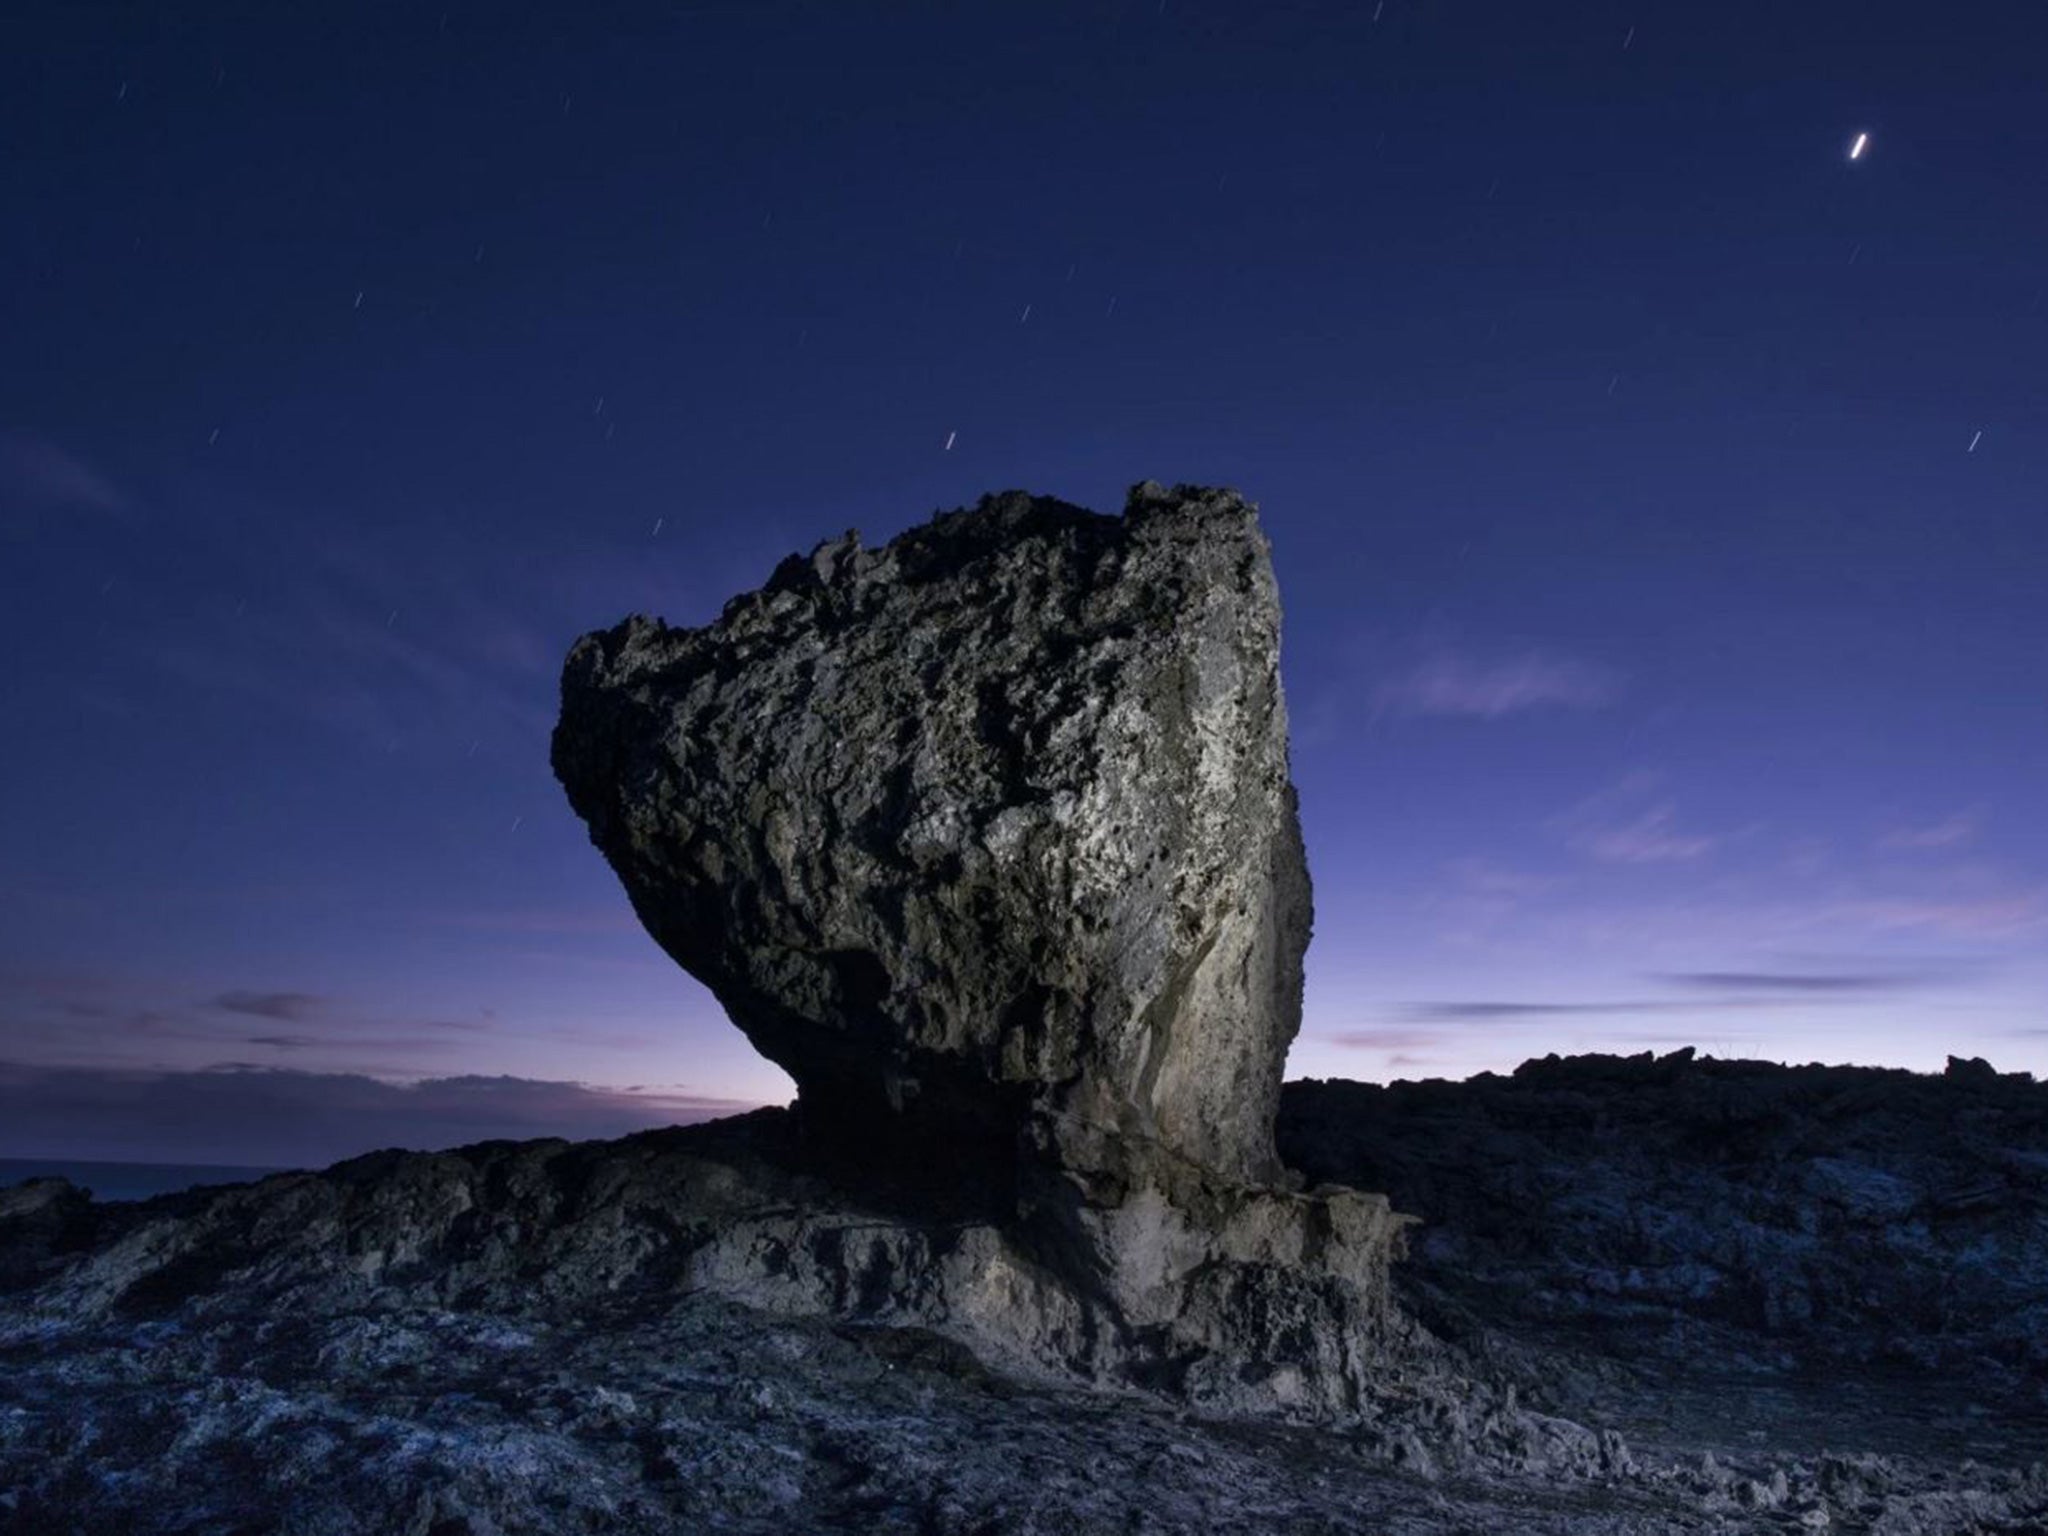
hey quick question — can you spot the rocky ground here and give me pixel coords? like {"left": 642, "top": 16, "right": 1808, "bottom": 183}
{"left": 1282, "top": 1049, "right": 2048, "bottom": 1415}
{"left": 4, "top": 1054, "right": 2046, "bottom": 1534}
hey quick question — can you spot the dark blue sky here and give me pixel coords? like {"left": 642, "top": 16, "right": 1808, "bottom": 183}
{"left": 4, "top": 1, "right": 2044, "bottom": 1164}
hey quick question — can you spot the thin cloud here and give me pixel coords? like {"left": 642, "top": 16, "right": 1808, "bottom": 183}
{"left": 0, "top": 431, "right": 129, "bottom": 524}
{"left": 140, "top": 524, "right": 562, "bottom": 752}
{"left": 1585, "top": 807, "right": 1716, "bottom": 864}
{"left": 213, "top": 990, "right": 326, "bottom": 1022}
{"left": 1445, "top": 858, "right": 1559, "bottom": 898}
{"left": 1399, "top": 965, "right": 1948, "bottom": 1024}
{"left": 233, "top": 1033, "right": 472, "bottom": 1056}
{"left": 1394, "top": 992, "right": 1866, "bottom": 1023}
{"left": 1325, "top": 1028, "right": 1451, "bottom": 1051}
{"left": 1, "top": 974, "right": 505, "bottom": 1066}
{"left": 1399, "top": 1001, "right": 1663, "bottom": 1022}
{"left": 1838, "top": 894, "right": 2046, "bottom": 939}
{"left": 0, "top": 1060, "right": 761, "bottom": 1167}
{"left": 1879, "top": 812, "right": 1982, "bottom": 851}
{"left": 420, "top": 908, "right": 644, "bottom": 937}
{"left": 1606, "top": 1032, "right": 1731, "bottom": 1046}
{"left": 1653, "top": 971, "right": 1928, "bottom": 994}
{"left": 1553, "top": 775, "right": 1717, "bottom": 864}
{"left": 1379, "top": 647, "right": 1621, "bottom": 719}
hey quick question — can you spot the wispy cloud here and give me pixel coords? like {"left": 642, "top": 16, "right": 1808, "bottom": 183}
{"left": 1585, "top": 807, "right": 1716, "bottom": 864}
{"left": 1444, "top": 858, "right": 1559, "bottom": 899}
{"left": 1653, "top": 970, "right": 1928, "bottom": 994}
{"left": 133, "top": 517, "right": 566, "bottom": 753}
{"left": 213, "top": 990, "right": 325, "bottom": 1022}
{"left": 153, "top": 600, "right": 557, "bottom": 749}
{"left": 0, "top": 431, "right": 129, "bottom": 526}
{"left": 1835, "top": 894, "right": 2046, "bottom": 939}
{"left": 1395, "top": 1000, "right": 1673, "bottom": 1022}
{"left": 1879, "top": 812, "right": 1982, "bottom": 851}
{"left": 1325, "top": 1027, "right": 1451, "bottom": 1051}
{"left": 1395, "top": 994, "right": 1881, "bottom": 1024}
{"left": 1, "top": 973, "right": 507, "bottom": 1071}
{"left": 1392, "top": 962, "right": 1956, "bottom": 1025}
{"left": 1378, "top": 647, "right": 1621, "bottom": 719}
{"left": 419, "top": 907, "right": 644, "bottom": 937}
{"left": 1553, "top": 774, "right": 1717, "bottom": 864}
{"left": 0, "top": 1060, "right": 760, "bottom": 1167}
{"left": 415, "top": 1015, "right": 499, "bottom": 1034}
{"left": 1421, "top": 859, "right": 1568, "bottom": 948}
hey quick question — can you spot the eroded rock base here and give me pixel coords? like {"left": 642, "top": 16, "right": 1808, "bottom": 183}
{"left": 0, "top": 1110, "right": 1415, "bottom": 1424}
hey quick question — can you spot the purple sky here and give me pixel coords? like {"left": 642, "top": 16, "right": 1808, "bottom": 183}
{"left": 3, "top": 1, "right": 2044, "bottom": 1165}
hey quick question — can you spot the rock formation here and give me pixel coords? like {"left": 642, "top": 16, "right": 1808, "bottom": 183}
{"left": 553, "top": 481, "right": 1310, "bottom": 1197}
{"left": 550, "top": 481, "right": 1406, "bottom": 1411}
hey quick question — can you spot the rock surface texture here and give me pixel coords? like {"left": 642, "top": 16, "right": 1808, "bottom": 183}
{"left": 5, "top": 1069, "right": 2046, "bottom": 1534}
{"left": 553, "top": 482, "right": 1309, "bottom": 1195}
{"left": 551, "top": 484, "right": 1403, "bottom": 1415}
{"left": 1283, "top": 1049, "right": 2048, "bottom": 1396}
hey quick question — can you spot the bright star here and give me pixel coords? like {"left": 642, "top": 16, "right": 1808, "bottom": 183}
{"left": 1848, "top": 132, "right": 1870, "bottom": 161}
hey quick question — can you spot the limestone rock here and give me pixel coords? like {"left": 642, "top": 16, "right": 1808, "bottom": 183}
{"left": 553, "top": 481, "right": 1310, "bottom": 1192}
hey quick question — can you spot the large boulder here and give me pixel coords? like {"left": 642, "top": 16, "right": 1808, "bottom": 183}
{"left": 553, "top": 482, "right": 1311, "bottom": 1195}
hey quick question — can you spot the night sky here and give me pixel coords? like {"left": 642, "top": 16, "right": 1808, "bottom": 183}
{"left": 4, "top": 1, "right": 2044, "bottom": 1166}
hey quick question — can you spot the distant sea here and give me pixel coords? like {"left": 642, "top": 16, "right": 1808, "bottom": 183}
{"left": 0, "top": 1158, "right": 299, "bottom": 1203}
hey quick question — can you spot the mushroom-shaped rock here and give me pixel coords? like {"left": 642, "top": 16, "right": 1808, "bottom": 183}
{"left": 553, "top": 482, "right": 1311, "bottom": 1194}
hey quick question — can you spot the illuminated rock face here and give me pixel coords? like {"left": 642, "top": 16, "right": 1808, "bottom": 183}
{"left": 552, "top": 481, "right": 1310, "bottom": 1197}
{"left": 548, "top": 483, "right": 1412, "bottom": 1421}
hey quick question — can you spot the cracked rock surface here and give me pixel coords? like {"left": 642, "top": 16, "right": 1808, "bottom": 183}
{"left": 1282, "top": 1048, "right": 2048, "bottom": 1400}
{"left": 552, "top": 481, "right": 1309, "bottom": 1196}
{"left": 549, "top": 483, "right": 1408, "bottom": 1422}
{"left": 4, "top": 1106, "right": 2045, "bottom": 1535}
